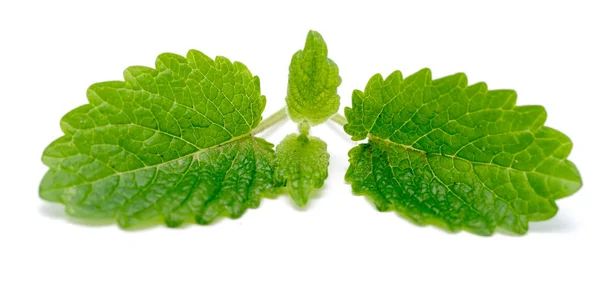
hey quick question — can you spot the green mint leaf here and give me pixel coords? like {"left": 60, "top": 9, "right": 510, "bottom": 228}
{"left": 344, "top": 69, "right": 582, "bottom": 235}
{"left": 286, "top": 30, "right": 342, "bottom": 125}
{"left": 39, "top": 50, "right": 277, "bottom": 228}
{"left": 274, "top": 133, "right": 329, "bottom": 206}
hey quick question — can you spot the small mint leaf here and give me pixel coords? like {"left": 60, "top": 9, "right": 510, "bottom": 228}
{"left": 275, "top": 133, "right": 329, "bottom": 206}
{"left": 286, "top": 30, "right": 342, "bottom": 125}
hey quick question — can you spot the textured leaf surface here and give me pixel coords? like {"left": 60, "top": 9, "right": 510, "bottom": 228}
{"left": 40, "top": 50, "right": 277, "bottom": 227}
{"left": 345, "top": 69, "right": 582, "bottom": 235}
{"left": 286, "top": 30, "right": 341, "bottom": 125}
{"left": 274, "top": 133, "right": 329, "bottom": 206}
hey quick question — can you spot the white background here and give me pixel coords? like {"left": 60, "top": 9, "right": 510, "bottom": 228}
{"left": 1, "top": 1, "right": 599, "bottom": 296}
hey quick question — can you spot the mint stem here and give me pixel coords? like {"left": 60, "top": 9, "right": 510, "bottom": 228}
{"left": 252, "top": 107, "right": 288, "bottom": 134}
{"left": 330, "top": 113, "right": 347, "bottom": 126}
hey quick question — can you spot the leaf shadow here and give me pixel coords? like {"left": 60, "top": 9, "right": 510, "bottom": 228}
{"left": 384, "top": 201, "right": 576, "bottom": 236}
{"left": 527, "top": 213, "right": 576, "bottom": 233}
{"left": 38, "top": 202, "right": 195, "bottom": 231}
{"left": 39, "top": 203, "right": 116, "bottom": 227}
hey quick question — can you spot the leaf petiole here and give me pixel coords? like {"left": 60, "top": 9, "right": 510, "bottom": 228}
{"left": 330, "top": 113, "right": 347, "bottom": 126}
{"left": 252, "top": 107, "right": 288, "bottom": 135}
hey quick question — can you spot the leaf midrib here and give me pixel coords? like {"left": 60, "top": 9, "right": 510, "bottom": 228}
{"left": 41, "top": 134, "right": 255, "bottom": 193}
{"left": 370, "top": 135, "right": 579, "bottom": 183}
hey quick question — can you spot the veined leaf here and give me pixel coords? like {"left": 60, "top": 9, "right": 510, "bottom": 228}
{"left": 40, "top": 50, "right": 277, "bottom": 228}
{"left": 286, "top": 30, "right": 341, "bottom": 125}
{"left": 344, "top": 69, "right": 582, "bottom": 235}
{"left": 274, "top": 133, "right": 329, "bottom": 206}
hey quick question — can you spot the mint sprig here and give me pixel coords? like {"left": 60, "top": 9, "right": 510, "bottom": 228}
{"left": 39, "top": 31, "right": 582, "bottom": 235}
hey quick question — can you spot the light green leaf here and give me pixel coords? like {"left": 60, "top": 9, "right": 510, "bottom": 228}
{"left": 40, "top": 50, "right": 277, "bottom": 228}
{"left": 286, "top": 30, "right": 341, "bottom": 125}
{"left": 344, "top": 69, "right": 582, "bottom": 235}
{"left": 275, "top": 133, "right": 329, "bottom": 206}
